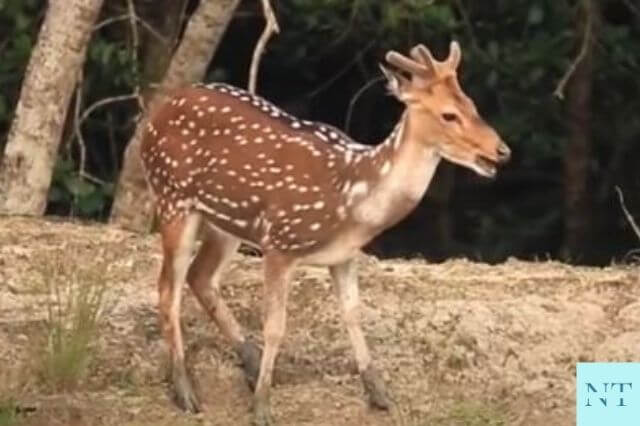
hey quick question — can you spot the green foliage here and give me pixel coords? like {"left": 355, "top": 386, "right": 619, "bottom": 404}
{"left": 1, "top": 0, "right": 639, "bottom": 262}
{"left": 49, "top": 157, "right": 115, "bottom": 217}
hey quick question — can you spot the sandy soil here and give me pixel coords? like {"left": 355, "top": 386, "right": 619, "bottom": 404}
{"left": 1, "top": 216, "right": 639, "bottom": 426}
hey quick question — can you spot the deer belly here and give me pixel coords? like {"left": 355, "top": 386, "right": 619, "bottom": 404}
{"left": 301, "top": 228, "right": 372, "bottom": 266}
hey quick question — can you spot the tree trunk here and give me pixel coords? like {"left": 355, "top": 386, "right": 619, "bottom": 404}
{"left": 562, "top": 0, "right": 598, "bottom": 262}
{"left": 0, "top": 0, "right": 104, "bottom": 215}
{"left": 109, "top": 0, "right": 241, "bottom": 232}
{"left": 137, "top": 0, "right": 189, "bottom": 99}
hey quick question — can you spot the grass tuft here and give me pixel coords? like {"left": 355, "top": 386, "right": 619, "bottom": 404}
{"left": 0, "top": 398, "right": 18, "bottom": 426}
{"left": 37, "top": 249, "right": 111, "bottom": 392}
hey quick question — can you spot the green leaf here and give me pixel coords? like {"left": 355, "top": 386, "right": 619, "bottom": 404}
{"left": 76, "top": 191, "right": 105, "bottom": 215}
{"left": 63, "top": 176, "right": 95, "bottom": 198}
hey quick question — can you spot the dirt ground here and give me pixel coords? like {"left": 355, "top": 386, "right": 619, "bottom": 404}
{"left": 1, "top": 216, "right": 639, "bottom": 426}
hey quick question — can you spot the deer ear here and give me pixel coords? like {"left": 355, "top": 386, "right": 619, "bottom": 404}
{"left": 379, "top": 64, "right": 409, "bottom": 99}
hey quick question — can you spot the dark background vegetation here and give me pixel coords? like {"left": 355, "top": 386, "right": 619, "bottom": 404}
{"left": 1, "top": 0, "right": 639, "bottom": 265}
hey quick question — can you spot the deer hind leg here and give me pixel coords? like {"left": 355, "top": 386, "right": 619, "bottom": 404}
{"left": 329, "top": 258, "right": 391, "bottom": 410}
{"left": 186, "top": 225, "right": 262, "bottom": 389}
{"left": 252, "top": 252, "right": 296, "bottom": 426}
{"left": 158, "top": 212, "right": 201, "bottom": 413}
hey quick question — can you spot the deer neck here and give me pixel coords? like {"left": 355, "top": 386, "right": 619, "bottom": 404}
{"left": 349, "top": 111, "right": 441, "bottom": 229}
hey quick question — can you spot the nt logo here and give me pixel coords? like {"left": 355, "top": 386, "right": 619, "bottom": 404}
{"left": 585, "top": 382, "right": 633, "bottom": 407}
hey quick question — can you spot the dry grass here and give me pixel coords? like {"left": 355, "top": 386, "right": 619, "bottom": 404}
{"left": 36, "top": 249, "right": 112, "bottom": 392}
{"left": 1, "top": 217, "right": 639, "bottom": 426}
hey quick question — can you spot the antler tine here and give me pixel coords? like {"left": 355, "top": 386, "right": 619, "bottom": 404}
{"left": 385, "top": 51, "right": 428, "bottom": 77}
{"left": 446, "top": 40, "right": 462, "bottom": 70}
{"left": 411, "top": 42, "right": 462, "bottom": 75}
{"left": 410, "top": 44, "right": 437, "bottom": 70}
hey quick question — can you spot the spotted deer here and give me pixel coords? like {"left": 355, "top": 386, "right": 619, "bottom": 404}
{"left": 141, "top": 41, "right": 510, "bottom": 425}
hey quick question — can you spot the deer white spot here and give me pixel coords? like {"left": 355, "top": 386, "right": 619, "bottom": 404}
{"left": 310, "top": 222, "right": 321, "bottom": 231}
{"left": 349, "top": 181, "right": 369, "bottom": 200}
{"left": 380, "top": 161, "right": 391, "bottom": 175}
{"left": 221, "top": 106, "right": 231, "bottom": 113}
{"left": 344, "top": 150, "right": 353, "bottom": 164}
{"left": 291, "top": 121, "right": 301, "bottom": 129}
{"left": 313, "top": 201, "right": 325, "bottom": 210}
{"left": 337, "top": 205, "right": 347, "bottom": 220}
{"left": 250, "top": 195, "right": 260, "bottom": 203}
{"left": 233, "top": 219, "right": 248, "bottom": 228}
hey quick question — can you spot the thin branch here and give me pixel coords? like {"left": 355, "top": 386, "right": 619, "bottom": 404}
{"left": 93, "top": 13, "right": 167, "bottom": 46}
{"left": 248, "top": 0, "right": 280, "bottom": 94}
{"left": 345, "top": 76, "right": 384, "bottom": 132}
{"left": 615, "top": 186, "right": 640, "bottom": 242}
{"left": 93, "top": 14, "right": 129, "bottom": 32}
{"left": 554, "top": 0, "right": 593, "bottom": 99}
{"left": 79, "top": 94, "right": 140, "bottom": 125}
{"left": 621, "top": 0, "right": 640, "bottom": 20}
{"left": 73, "top": 71, "right": 87, "bottom": 180}
{"left": 306, "top": 38, "right": 377, "bottom": 99}
{"left": 126, "top": 0, "right": 144, "bottom": 110}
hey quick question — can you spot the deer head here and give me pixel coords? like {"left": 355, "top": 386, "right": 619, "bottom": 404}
{"left": 380, "top": 41, "right": 510, "bottom": 178}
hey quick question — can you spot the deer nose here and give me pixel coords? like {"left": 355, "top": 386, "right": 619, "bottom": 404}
{"left": 497, "top": 142, "right": 511, "bottom": 163}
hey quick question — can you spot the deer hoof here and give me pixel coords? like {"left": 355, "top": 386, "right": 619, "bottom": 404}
{"left": 172, "top": 362, "right": 201, "bottom": 413}
{"left": 252, "top": 399, "right": 276, "bottom": 426}
{"left": 237, "top": 339, "right": 262, "bottom": 391}
{"left": 361, "top": 366, "right": 392, "bottom": 410}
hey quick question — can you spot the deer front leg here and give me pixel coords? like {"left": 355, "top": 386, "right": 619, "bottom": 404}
{"left": 330, "top": 259, "right": 391, "bottom": 410}
{"left": 253, "top": 252, "right": 295, "bottom": 426}
{"left": 158, "top": 213, "right": 201, "bottom": 413}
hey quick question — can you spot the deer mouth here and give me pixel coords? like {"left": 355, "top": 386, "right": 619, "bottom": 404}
{"left": 474, "top": 155, "right": 497, "bottom": 178}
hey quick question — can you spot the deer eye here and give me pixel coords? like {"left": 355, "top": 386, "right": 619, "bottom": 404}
{"left": 442, "top": 112, "right": 459, "bottom": 123}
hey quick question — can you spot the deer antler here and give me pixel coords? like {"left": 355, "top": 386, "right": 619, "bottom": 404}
{"left": 385, "top": 50, "right": 429, "bottom": 77}
{"left": 410, "top": 41, "right": 461, "bottom": 76}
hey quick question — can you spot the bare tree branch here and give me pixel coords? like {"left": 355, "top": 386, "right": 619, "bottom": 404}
{"left": 554, "top": 0, "right": 593, "bottom": 99}
{"left": 248, "top": 0, "right": 280, "bottom": 94}
{"left": 616, "top": 186, "right": 640, "bottom": 242}
{"left": 93, "top": 13, "right": 167, "bottom": 46}
{"left": 345, "top": 76, "right": 384, "bottom": 132}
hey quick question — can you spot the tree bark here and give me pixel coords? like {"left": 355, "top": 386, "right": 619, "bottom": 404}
{"left": 109, "top": 0, "right": 241, "bottom": 232}
{"left": 0, "top": 0, "right": 104, "bottom": 215}
{"left": 562, "top": 0, "right": 598, "bottom": 262}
